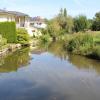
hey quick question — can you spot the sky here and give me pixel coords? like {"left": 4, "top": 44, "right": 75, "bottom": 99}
{"left": 0, "top": 0, "right": 100, "bottom": 19}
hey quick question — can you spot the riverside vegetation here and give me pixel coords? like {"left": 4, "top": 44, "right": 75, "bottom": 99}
{"left": 0, "top": 9, "right": 100, "bottom": 60}
{"left": 40, "top": 8, "right": 100, "bottom": 60}
{"left": 0, "top": 22, "right": 30, "bottom": 55}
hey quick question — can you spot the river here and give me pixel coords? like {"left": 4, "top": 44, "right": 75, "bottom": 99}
{"left": 0, "top": 42, "right": 100, "bottom": 100}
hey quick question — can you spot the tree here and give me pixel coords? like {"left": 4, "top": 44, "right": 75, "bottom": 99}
{"left": 47, "top": 18, "right": 60, "bottom": 41}
{"left": 66, "top": 16, "right": 74, "bottom": 33}
{"left": 92, "top": 11, "right": 100, "bottom": 31}
{"left": 87, "top": 19, "right": 93, "bottom": 29}
{"left": 43, "top": 8, "right": 74, "bottom": 41}
{"left": 74, "top": 15, "right": 88, "bottom": 32}
{"left": 57, "top": 8, "right": 73, "bottom": 33}
{"left": 64, "top": 8, "right": 67, "bottom": 18}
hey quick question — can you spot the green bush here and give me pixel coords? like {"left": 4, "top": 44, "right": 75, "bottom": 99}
{"left": 16, "top": 28, "right": 30, "bottom": 45}
{"left": 0, "top": 35, "right": 7, "bottom": 48}
{"left": 0, "top": 22, "right": 16, "bottom": 43}
{"left": 39, "top": 34, "right": 51, "bottom": 44}
{"left": 67, "top": 34, "right": 94, "bottom": 55}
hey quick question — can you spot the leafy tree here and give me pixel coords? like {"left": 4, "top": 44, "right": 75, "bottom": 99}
{"left": 66, "top": 16, "right": 74, "bottom": 33}
{"left": 42, "top": 8, "right": 74, "bottom": 40}
{"left": 74, "top": 15, "right": 88, "bottom": 32}
{"left": 92, "top": 11, "right": 100, "bottom": 31}
{"left": 57, "top": 8, "right": 73, "bottom": 33}
{"left": 87, "top": 19, "right": 93, "bottom": 29}
{"left": 47, "top": 18, "right": 60, "bottom": 41}
{"left": 64, "top": 8, "right": 67, "bottom": 18}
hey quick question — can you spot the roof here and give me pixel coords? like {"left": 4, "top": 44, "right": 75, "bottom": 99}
{"left": 0, "top": 9, "right": 29, "bottom": 17}
{"left": 31, "top": 16, "right": 44, "bottom": 22}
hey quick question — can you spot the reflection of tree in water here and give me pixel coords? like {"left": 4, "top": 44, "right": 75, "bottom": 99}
{"left": 38, "top": 41, "right": 68, "bottom": 60}
{"left": 48, "top": 41, "right": 100, "bottom": 74}
{"left": 39, "top": 40, "right": 100, "bottom": 74}
{"left": 68, "top": 54, "right": 100, "bottom": 74}
{"left": 48, "top": 41, "right": 68, "bottom": 60}
{"left": 0, "top": 48, "right": 30, "bottom": 73}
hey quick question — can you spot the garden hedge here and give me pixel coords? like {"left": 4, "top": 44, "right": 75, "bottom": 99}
{"left": 0, "top": 22, "right": 16, "bottom": 43}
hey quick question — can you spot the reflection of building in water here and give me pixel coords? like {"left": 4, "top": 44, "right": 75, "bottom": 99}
{"left": 0, "top": 48, "right": 30, "bottom": 73}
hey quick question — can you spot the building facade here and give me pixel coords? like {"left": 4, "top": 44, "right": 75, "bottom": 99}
{"left": 0, "top": 9, "right": 30, "bottom": 28}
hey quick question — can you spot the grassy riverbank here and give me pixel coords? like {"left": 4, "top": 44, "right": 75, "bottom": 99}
{"left": 39, "top": 31, "right": 100, "bottom": 60}
{"left": 64, "top": 32, "right": 100, "bottom": 60}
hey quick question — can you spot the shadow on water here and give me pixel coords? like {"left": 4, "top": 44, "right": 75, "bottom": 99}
{"left": 0, "top": 48, "right": 30, "bottom": 73}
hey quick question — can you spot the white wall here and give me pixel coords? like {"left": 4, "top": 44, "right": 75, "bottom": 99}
{"left": 0, "top": 17, "right": 8, "bottom": 22}
{"left": 0, "top": 15, "right": 15, "bottom": 22}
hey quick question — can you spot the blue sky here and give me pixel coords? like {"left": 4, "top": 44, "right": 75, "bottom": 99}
{"left": 0, "top": 0, "right": 100, "bottom": 19}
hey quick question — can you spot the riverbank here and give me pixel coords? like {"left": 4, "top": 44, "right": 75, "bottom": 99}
{"left": 65, "top": 32, "right": 100, "bottom": 60}
{"left": 39, "top": 31, "right": 100, "bottom": 60}
{"left": 0, "top": 44, "right": 21, "bottom": 57}
{"left": 0, "top": 38, "right": 39, "bottom": 57}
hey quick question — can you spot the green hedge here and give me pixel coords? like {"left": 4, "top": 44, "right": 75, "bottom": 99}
{"left": 0, "top": 22, "right": 16, "bottom": 43}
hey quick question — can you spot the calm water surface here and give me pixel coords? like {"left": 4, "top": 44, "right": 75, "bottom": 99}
{"left": 0, "top": 42, "right": 100, "bottom": 100}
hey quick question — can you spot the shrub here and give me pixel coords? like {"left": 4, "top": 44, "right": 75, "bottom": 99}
{"left": 0, "top": 35, "right": 7, "bottom": 48}
{"left": 67, "top": 33, "right": 94, "bottom": 55}
{"left": 74, "top": 15, "right": 88, "bottom": 32}
{"left": 16, "top": 28, "right": 30, "bottom": 45}
{"left": 0, "top": 22, "right": 16, "bottom": 43}
{"left": 39, "top": 34, "right": 51, "bottom": 44}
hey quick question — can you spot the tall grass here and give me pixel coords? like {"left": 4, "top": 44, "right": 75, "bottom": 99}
{"left": 67, "top": 33, "right": 94, "bottom": 54}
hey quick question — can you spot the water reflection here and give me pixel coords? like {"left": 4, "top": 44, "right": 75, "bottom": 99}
{"left": 68, "top": 54, "right": 100, "bottom": 74}
{"left": 0, "top": 48, "right": 30, "bottom": 73}
{"left": 0, "top": 41, "right": 100, "bottom": 100}
{"left": 37, "top": 41, "right": 68, "bottom": 60}
{"left": 38, "top": 41, "right": 100, "bottom": 74}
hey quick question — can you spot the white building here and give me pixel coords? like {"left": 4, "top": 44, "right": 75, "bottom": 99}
{"left": 30, "top": 16, "right": 47, "bottom": 29}
{"left": 0, "top": 10, "right": 46, "bottom": 37}
{"left": 0, "top": 9, "right": 35, "bottom": 36}
{"left": 0, "top": 9, "right": 30, "bottom": 27}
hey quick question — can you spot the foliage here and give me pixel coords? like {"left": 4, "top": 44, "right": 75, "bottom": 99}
{"left": 39, "top": 34, "right": 51, "bottom": 44}
{"left": 43, "top": 8, "right": 74, "bottom": 41}
{"left": 16, "top": 28, "right": 30, "bottom": 45}
{"left": 66, "top": 16, "right": 74, "bottom": 33}
{"left": 0, "top": 35, "right": 7, "bottom": 48}
{"left": 92, "top": 12, "right": 100, "bottom": 31}
{"left": 47, "top": 18, "right": 61, "bottom": 40}
{"left": 64, "top": 8, "right": 67, "bottom": 18}
{"left": 0, "top": 22, "right": 16, "bottom": 43}
{"left": 74, "top": 15, "right": 88, "bottom": 32}
{"left": 67, "top": 33, "right": 94, "bottom": 55}
{"left": 92, "top": 31, "right": 100, "bottom": 44}
{"left": 87, "top": 19, "right": 93, "bottom": 29}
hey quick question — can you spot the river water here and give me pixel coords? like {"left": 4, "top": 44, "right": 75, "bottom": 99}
{"left": 0, "top": 42, "right": 100, "bottom": 100}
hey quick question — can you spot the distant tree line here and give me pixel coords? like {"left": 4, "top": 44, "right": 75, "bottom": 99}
{"left": 43, "top": 8, "right": 100, "bottom": 40}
